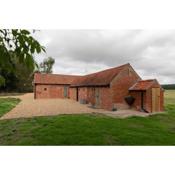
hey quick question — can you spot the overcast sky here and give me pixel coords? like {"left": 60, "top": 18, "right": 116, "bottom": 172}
{"left": 33, "top": 30, "right": 175, "bottom": 84}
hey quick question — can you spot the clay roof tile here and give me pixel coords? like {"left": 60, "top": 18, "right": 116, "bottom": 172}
{"left": 71, "top": 63, "right": 130, "bottom": 87}
{"left": 129, "top": 79, "right": 156, "bottom": 91}
{"left": 34, "top": 73, "right": 82, "bottom": 85}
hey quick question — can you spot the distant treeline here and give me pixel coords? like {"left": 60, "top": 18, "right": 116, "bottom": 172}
{"left": 161, "top": 84, "right": 175, "bottom": 90}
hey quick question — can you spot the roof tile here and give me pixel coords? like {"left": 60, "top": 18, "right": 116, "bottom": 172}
{"left": 71, "top": 63, "right": 130, "bottom": 87}
{"left": 129, "top": 79, "right": 156, "bottom": 90}
{"left": 34, "top": 73, "right": 82, "bottom": 85}
{"left": 34, "top": 63, "right": 131, "bottom": 86}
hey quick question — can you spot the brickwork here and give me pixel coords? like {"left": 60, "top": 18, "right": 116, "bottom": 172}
{"left": 78, "top": 87, "right": 88, "bottom": 101}
{"left": 110, "top": 67, "right": 141, "bottom": 109}
{"left": 35, "top": 84, "right": 68, "bottom": 99}
{"left": 99, "top": 87, "right": 113, "bottom": 110}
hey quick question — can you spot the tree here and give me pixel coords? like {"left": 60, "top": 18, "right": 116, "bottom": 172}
{"left": 12, "top": 54, "right": 35, "bottom": 92}
{"left": 0, "top": 29, "right": 45, "bottom": 86}
{"left": 39, "top": 57, "right": 55, "bottom": 73}
{"left": 0, "top": 52, "right": 37, "bottom": 92}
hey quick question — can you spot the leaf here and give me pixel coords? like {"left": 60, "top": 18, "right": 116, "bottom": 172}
{"left": 36, "top": 43, "right": 41, "bottom": 53}
{"left": 0, "top": 75, "right": 5, "bottom": 86}
{"left": 41, "top": 46, "right": 46, "bottom": 52}
{"left": 25, "top": 54, "right": 34, "bottom": 69}
{"left": 30, "top": 42, "right": 35, "bottom": 54}
{"left": 21, "top": 29, "right": 30, "bottom": 35}
{"left": 12, "top": 29, "right": 18, "bottom": 36}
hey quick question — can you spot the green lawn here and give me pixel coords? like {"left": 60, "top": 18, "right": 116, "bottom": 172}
{"left": 0, "top": 98, "right": 21, "bottom": 117}
{"left": 164, "top": 90, "right": 175, "bottom": 104}
{"left": 0, "top": 91, "right": 175, "bottom": 145}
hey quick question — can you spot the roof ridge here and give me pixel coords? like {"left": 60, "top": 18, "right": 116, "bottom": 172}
{"left": 35, "top": 63, "right": 129, "bottom": 77}
{"left": 139, "top": 79, "right": 156, "bottom": 82}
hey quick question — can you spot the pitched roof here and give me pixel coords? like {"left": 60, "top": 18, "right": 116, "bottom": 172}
{"left": 71, "top": 63, "right": 130, "bottom": 87}
{"left": 129, "top": 79, "right": 157, "bottom": 91}
{"left": 34, "top": 63, "right": 134, "bottom": 87}
{"left": 34, "top": 73, "right": 82, "bottom": 85}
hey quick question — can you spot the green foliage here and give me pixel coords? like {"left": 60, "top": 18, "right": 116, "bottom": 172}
{"left": 161, "top": 84, "right": 175, "bottom": 90}
{"left": 0, "top": 29, "right": 45, "bottom": 86}
{"left": 39, "top": 57, "right": 55, "bottom": 73}
{"left": 0, "top": 75, "right": 5, "bottom": 86}
{"left": 0, "top": 98, "right": 20, "bottom": 117}
{"left": 0, "top": 53, "right": 35, "bottom": 92}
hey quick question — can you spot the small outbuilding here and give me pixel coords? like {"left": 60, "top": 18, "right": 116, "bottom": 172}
{"left": 129, "top": 79, "right": 164, "bottom": 113}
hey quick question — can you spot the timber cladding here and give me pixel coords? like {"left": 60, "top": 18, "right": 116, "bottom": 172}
{"left": 34, "top": 63, "right": 164, "bottom": 113}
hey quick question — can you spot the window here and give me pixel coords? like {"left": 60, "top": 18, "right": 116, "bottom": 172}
{"left": 44, "top": 88, "right": 47, "bottom": 91}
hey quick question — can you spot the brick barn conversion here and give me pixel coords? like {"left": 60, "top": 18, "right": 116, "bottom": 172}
{"left": 34, "top": 63, "right": 164, "bottom": 113}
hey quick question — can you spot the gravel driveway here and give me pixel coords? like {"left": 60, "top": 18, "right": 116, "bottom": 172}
{"left": 1, "top": 93, "right": 149, "bottom": 119}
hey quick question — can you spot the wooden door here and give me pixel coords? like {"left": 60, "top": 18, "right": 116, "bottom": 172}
{"left": 152, "top": 88, "right": 160, "bottom": 112}
{"left": 95, "top": 88, "right": 100, "bottom": 107}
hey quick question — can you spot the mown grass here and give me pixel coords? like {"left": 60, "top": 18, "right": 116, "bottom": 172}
{"left": 164, "top": 90, "right": 175, "bottom": 104}
{"left": 0, "top": 98, "right": 21, "bottom": 117}
{"left": 0, "top": 92, "right": 24, "bottom": 96}
{"left": 0, "top": 91, "right": 174, "bottom": 145}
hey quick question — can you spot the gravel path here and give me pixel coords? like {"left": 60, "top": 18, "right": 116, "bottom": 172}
{"left": 1, "top": 93, "right": 149, "bottom": 120}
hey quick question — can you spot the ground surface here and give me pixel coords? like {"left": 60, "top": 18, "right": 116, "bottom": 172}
{"left": 0, "top": 104, "right": 174, "bottom": 145}
{"left": 0, "top": 98, "right": 20, "bottom": 117}
{"left": 0, "top": 90, "right": 174, "bottom": 145}
{"left": 164, "top": 90, "right": 175, "bottom": 104}
{"left": 1, "top": 93, "right": 148, "bottom": 119}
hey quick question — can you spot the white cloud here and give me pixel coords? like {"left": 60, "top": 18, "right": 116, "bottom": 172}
{"left": 33, "top": 30, "right": 175, "bottom": 84}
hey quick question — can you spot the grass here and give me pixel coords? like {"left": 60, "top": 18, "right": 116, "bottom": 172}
{"left": 0, "top": 98, "right": 21, "bottom": 117}
{"left": 164, "top": 90, "right": 175, "bottom": 104}
{"left": 0, "top": 90, "right": 174, "bottom": 145}
{"left": 0, "top": 92, "right": 25, "bottom": 96}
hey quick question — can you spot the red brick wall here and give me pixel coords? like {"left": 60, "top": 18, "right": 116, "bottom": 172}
{"left": 35, "top": 84, "right": 68, "bottom": 99}
{"left": 76, "top": 87, "right": 113, "bottom": 110}
{"left": 78, "top": 87, "right": 88, "bottom": 101}
{"left": 87, "top": 87, "right": 113, "bottom": 110}
{"left": 130, "top": 91, "right": 148, "bottom": 111}
{"left": 110, "top": 66, "right": 141, "bottom": 109}
{"left": 99, "top": 87, "right": 113, "bottom": 110}
{"left": 129, "top": 91, "right": 141, "bottom": 110}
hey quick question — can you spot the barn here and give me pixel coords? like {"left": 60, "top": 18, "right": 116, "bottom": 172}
{"left": 34, "top": 63, "right": 164, "bottom": 113}
{"left": 34, "top": 73, "right": 82, "bottom": 99}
